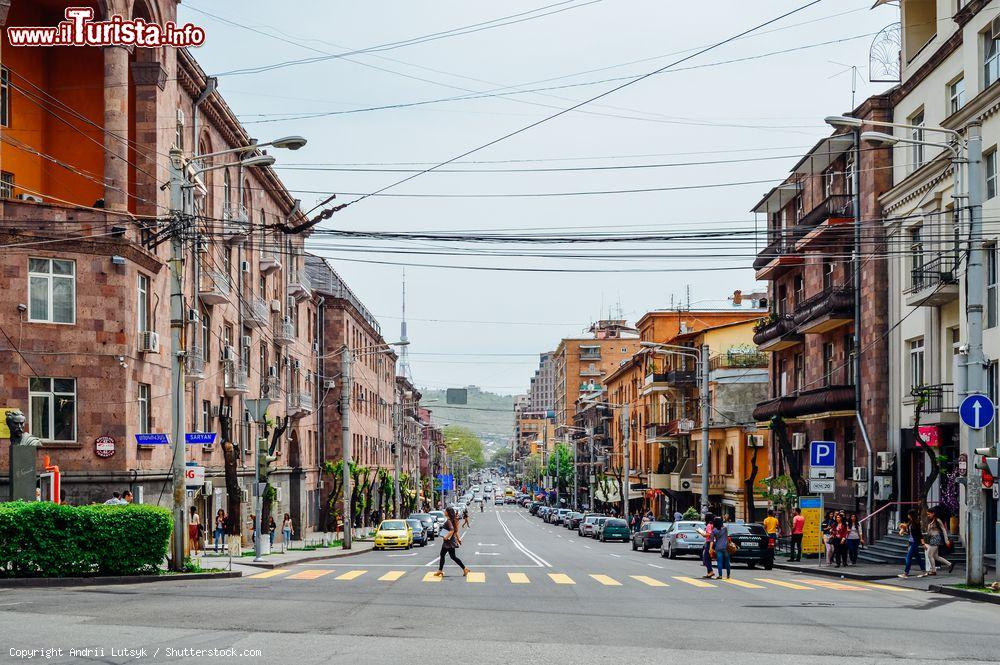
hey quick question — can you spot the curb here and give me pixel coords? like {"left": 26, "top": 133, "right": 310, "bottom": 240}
{"left": 0, "top": 571, "right": 241, "bottom": 588}
{"left": 929, "top": 584, "right": 1000, "bottom": 605}
{"left": 771, "top": 562, "right": 895, "bottom": 581}
{"left": 236, "top": 542, "right": 376, "bottom": 569}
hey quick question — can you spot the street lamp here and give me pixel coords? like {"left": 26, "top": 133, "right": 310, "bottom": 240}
{"left": 556, "top": 424, "right": 591, "bottom": 511}
{"left": 640, "top": 341, "right": 711, "bottom": 517}
{"left": 580, "top": 395, "right": 632, "bottom": 518}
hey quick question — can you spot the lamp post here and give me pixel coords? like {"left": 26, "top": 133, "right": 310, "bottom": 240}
{"left": 858, "top": 121, "right": 987, "bottom": 587}
{"left": 580, "top": 397, "right": 631, "bottom": 518}
{"left": 557, "top": 424, "right": 590, "bottom": 511}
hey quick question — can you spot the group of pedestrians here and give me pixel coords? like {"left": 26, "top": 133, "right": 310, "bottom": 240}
{"left": 898, "top": 506, "right": 954, "bottom": 578}
{"left": 103, "top": 490, "right": 133, "bottom": 505}
{"left": 820, "top": 511, "right": 864, "bottom": 568}
{"left": 627, "top": 510, "right": 656, "bottom": 533}
{"left": 695, "top": 513, "right": 736, "bottom": 579}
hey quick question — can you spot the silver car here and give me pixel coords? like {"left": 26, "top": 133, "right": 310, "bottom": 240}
{"left": 660, "top": 520, "right": 707, "bottom": 559}
{"left": 579, "top": 515, "right": 607, "bottom": 538}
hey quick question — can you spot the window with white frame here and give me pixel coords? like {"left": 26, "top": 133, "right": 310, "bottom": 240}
{"left": 137, "top": 383, "right": 151, "bottom": 434}
{"left": 988, "top": 360, "right": 999, "bottom": 446}
{"left": 29, "top": 377, "right": 76, "bottom": 442}
{"left": 137, "top": 273, "right": 150, "bottom": 334}
{"left": 910, "top": 110, "right": 925, "bottom": 170}
{"left": 0, "top": 66, "right": 9, "bottom": 127}
{"left": 201, "top": 309, "right": 211, "bottom": 362}
{"left": 949, "top": 76, "right": 966, "bottom": 114}
{"left": 174, "top": 108, "right": 184, "bottom": 151}
{"left": 910, "top": 226, "right": 924, "bottom": 288}
{"left": 909, "top": 337, "right": 925, "bottom": 390}
{"left": 988, "top": 244, "right": 998, "bottom": 329}
{"left": 28, "top": 258, "right": 75, "bottom": 324}
{"left": 201, "top": 399, "right": 211, "bottom": 433}
{"left": 987, "top": 150, "right": 998, "bottom": 200}
{"left": 0, "top": 171, "right": 13, "bottom": 199}
{"left": 986, "top": 31, "right": 1000, "bottom": 88}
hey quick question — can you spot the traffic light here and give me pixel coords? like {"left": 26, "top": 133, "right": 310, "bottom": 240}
{"left": 974, "top": 447, "right": 998, "bottom": 489}
{"left": 257, "top": 436, "right": 277, "bottom": 483}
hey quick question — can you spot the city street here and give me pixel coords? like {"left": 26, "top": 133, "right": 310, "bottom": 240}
{"left": 2, "top": 504, "right": 997, "bottom": 664}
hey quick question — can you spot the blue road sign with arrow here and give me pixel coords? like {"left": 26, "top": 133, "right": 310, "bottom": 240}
{"left": 960, "top": 394, "right": 995, "bottom": 430}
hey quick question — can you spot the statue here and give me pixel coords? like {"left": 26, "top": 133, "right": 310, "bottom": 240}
{"left": 6, "top": 409, "right": 41, "bottom": 501}
{"left": 6, "top": 409, "right": 42, "bottom": 448}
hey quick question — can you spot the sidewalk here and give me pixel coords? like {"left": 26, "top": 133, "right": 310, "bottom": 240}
{"left": 193, "top": 537, "right": 375, "bottom": 570}
{"left": 773, "top": 557, "right": 964, "bottom": 591}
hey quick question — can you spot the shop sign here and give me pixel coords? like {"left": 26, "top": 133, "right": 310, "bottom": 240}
{"left": 95, "top": 435, "right": 115, "bottom": 458}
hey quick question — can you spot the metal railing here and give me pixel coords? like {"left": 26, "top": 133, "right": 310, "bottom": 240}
{"left": 709, "top": 352, "right": 768, "bottom": 371}
{"left": 184, "top": 348, "right": 205, "bottom": 381}
{"left": 910, "top": 383, "right": 957, "bottom": 413}
{"left": 273, "top": 316, "right": 295, "bottom": 345}
{"left": 223, "top": 204, "right": 249, "bottom": 238}
{"left": 752, "top": 314, "right": 797, "bottom": 345}
{"left": 796, "top": 193, "right": 853, "bottom": 230}
{"left": 246, "top": 294, "right": 269, "bottom": 326}
{"left": 907, "top": 254, "right": 958, "bottom": 293}
{"left": 224, "top": 361, "right": 249, "bottom": 394}
{"left": 792, "top": 286, "right": 854, "bottom": 328}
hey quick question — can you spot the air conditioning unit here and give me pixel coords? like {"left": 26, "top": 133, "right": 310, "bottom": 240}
{"left": 877, "top": 451, "right": 894, "bottom": 472}
{"left": 854, "top": 483, "right": 868, "bottom": 498}
{"left": 791, "top": 433, "right": 806, "bottom": 450}
{"left": 187, "top": 308, "right": 199, "bottom": 323}
{"left": 748, "top": 434, "right": 765, "bottom": 448}
{"left": 220, "top": 405, "right": 232, "bottom": 419}
{"left": 139, "top": 331, "right": 160, "bottom": 353}
{"left": 680, "top": 479, "right": 693, "bottom": 491}
{"left": 241, "top": 260, "right": 251, "bottom": 273}
{"left": 202, "top": 480, "right": 212, "bottom": 494}
{"left": 16, "top": 193, "right": 43, "bottom": 203}
{"left": 240, "top": 487, "right": 250, "bottom": 503}
{"left": 317, "top": 479, "right": 324, "bottom": 490}
{"left": 222, "top": 345, "right": 236, "bottom": 361}
{"left": 873, "top": 477, "right": 893, "bottom": 501}
{"left": 270, "top": 299, "right": 282, "bottom": 312}
{"left": 293, "top": 359, "right": 301, "bottom": 370}
{"left": 242, "top": 335, "right": 252, "bottom": 348}
{"left": 852, "top": 466, "right": 868, "bottom": 483}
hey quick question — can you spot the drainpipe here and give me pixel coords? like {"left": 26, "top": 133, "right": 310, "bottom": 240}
{"left": 850, "top": 127, "right": 874, "bottom": 540}
{"left": 190, "top": 77, "right": 216, "bottom": 438}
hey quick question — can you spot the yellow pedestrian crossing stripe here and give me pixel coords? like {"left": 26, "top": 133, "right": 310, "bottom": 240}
{"left": 507, "top": 572, "right": 530, "bottom": 584}
{"left": 590, "top": 574, "right": 621, "bottom": 586}
{"left": 287, "top": 569, "right": 333, "bottom": 580}
{"left": 249, "top": 568, "right": 290, "bottom": 579}
{"left": 422, "top": 571, "right": 442, "bottom": 582}
{"left": 755, "top": 578, "right": 812, "bottom": 590}
{"left": 801, "top": 579, "right": 865, "bottom": 591}
{"left": 548, "top": 573, "right": 575, "bottom": 585}
{"left": 466, "top": 572, "right": 486, "bottom": 583}
{"left": 378, "top": 571, "right": 406, "bottom": 581}
{"left": 856, "top": 581, "right": 913, "bottom": 592}
{"left": 673, "top": 576, "right": 716, "bottom": 588}
{"left": 721, "top": 578, "right": 765, "bottom": 589}
{"left": 335, "top": 570, "right": 367, "bottom": 581}
{"left": 630, "top": 575, "right": 668, "bottom": 587}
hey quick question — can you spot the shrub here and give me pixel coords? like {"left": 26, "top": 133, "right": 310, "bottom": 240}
{"left": 0, "top": 501, "right": 172, "bottom": 577}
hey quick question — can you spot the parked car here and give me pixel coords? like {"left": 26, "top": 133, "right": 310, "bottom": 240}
{"left": 406, "top": 519, "right": 429, "bottom": 547}
{"left": 494, "top": 496, "right": 504, "bottom": 505}
{"left": 528, "top": 502, "right": 542, "bottom": 515}
{"left": 660, "top": 520, "right": 706, "bottom": 559}
{"left": 551, "top": 508, "right": 572, "bottom": 525}
{"left": 408, "top": 513, "right": 437, "bottom": 539}
{"left": 631, "top": 521, "right": 672, "bottom": 552}
{"left": 597, "top": 518, "right": 630, "bottom": 542}
{"left": 726, "top": 522, "right": 775, "bottom": 570}
{"left": 429, "top": 510, "right": 447, "bottom": 529}
{"left": 578, "top": 515, "right": 605, "bottom": 537}
{"left": 565, "top": 512, "right": 584, "bottom": 529}
{"left": 373, "top": 519, "right": 413, "bottom": 550}
{"left": 505, "top": 496, "right": 516, "bottom": 504}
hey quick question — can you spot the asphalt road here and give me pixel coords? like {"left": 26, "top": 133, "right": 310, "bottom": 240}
{"left": 2, "top": 504, "right": 998, "bottom": 665}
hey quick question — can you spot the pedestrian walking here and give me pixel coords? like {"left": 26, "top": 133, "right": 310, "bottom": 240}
{"left": 248, "top": 514, "right": 256, "bottom": 544}
{"left": 188, "top": 506, "right": 201, "bottom": 557}
{"left": 433, "top": 506, "right": 470, "bottom": 578}
{"left": 282, "top": 513, "right": 293, "bottom": 546}
{"left": 846, "top": 513, "right": 863, "bottom": 565}
{"left": 821, "top": 511, "right": 835, "bottom": 565}
{"left": 268, "top": 515, "right": 277, "bottom": 547}
{"left": 104, "top": 491, "right": 123, "bottom": 505}
{"left": 921, "top": 507, "right": 954, "bottom": 576}
{"left": 696, "top": 512, "right": 716, "bottom": 578}
{"left": 673, "top": 510, "right": 683, "bottom": 523}
{"left": 122, "top": 490, "right": 133, "bottom": 504}
{"left": 789, "top": 507, "right": 804, "bottom": 562}
{"left": 830, "top": 512, "right": 849, "bottom": 568}
{"left": 462, "top": 507, "right": 470, "bottom": 528}
{"left": 898, "top": 509, "right": 925, "bottom": 578}
{"left": 711, "top": 516, "right": 732, "bottom": 579}
{"left": 213, "top": 509, "right": 226, "bottom": 553}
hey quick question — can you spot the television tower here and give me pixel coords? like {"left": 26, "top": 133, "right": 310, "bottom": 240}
{"left": 398, "top": 268, "right": 412, "bottom": 380}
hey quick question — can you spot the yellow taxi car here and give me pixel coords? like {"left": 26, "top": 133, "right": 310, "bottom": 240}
{"left": 373, "top": 519, "right": 413, "bottom": 550}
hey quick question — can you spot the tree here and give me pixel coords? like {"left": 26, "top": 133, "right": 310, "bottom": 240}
{"left": 260, "top": 416, "right": 289, "bottom": 540}
{"left": 219, "top": 399, "right": 242, "bottom": 541}
{"left": 443, "top": 425, "right": 485, "bottom": 467}
{"left": 490, "top": 446, "right": 511, "bottom": 467}
{"left": 547, "top": 443, "right": 574, "bottom": 502}
{"left": 761, "top": 474, "right": 798, "bottom": 533}
{"left": 524, "top": 452, "right": 542, "bottom": 488}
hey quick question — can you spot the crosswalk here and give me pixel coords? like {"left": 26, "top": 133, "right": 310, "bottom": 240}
{"left": 247, "top": 568, "right": 916, "bottom": 594}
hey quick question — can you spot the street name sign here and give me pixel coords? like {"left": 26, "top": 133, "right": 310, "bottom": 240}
{"left": 960, "top": 394, "right": 995, "bottom": 430}
{"left": 135, "top": 433, "right": 169, "bottom": 445}
{"left": 184, "top": 432, "right": 217, "bottom": 445}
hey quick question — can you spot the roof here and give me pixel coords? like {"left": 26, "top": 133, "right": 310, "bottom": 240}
{"left": 751, "top": 181, "right": 802, "bottom": 214}
{"left": 603, "top": 349, "right": 648, "bottom": 385}
{"left": 789, "top": 134, "right": 855, "bottom": 176}
{"left": 670, "top": 317, "right": 761, "bottom": 342}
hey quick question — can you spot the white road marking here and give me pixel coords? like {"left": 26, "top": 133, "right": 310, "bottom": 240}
{"left": 584, "top": 545, "right": 592, "bottom": 549}
{"left": 387, "top": 553, "right": 417, "bottom": 557}
{"left": 475, "top": 552, "right": 500, "bottom": 556}
{"left": 478, "top": 543, "right": 498, "bottom": 547}
{"left": 496, "top": 510, "right": 552, "bottom": 568}
{"left": 609, "top": 553, "right": 621, "bottom": 558}
{"left": 648, "top": 563, "right": 664, "bottom": 569}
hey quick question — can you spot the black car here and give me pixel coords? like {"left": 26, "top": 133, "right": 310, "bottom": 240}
{"left": 631, "top": 521, "right": 672, "bottom": 552}
{"left": 406, "top": 519, "right": 429, "bottom": 547}
{"left": 408, "top": 513, "right": 437, "bottom": 540}
{"left": 725, "top": 522, "right": 775, "bottom": 569}
{"left": 528, "top": 502, "right": 542, "bottom": 515}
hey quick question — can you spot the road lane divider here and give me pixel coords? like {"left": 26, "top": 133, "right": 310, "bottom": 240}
{"left": 496, "top": 511, "right": 552, "bottom": 567}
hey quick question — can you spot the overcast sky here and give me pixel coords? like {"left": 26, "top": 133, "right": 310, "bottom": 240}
{"left": 179, "top": 0, "right": 900, "bottom": 395}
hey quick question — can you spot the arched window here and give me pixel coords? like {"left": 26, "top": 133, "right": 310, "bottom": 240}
{"left": 725, "top": 448, "right": 735, "bottom": 476}
{"left": 222, "top": 169, "right": 232, "bottom": 216}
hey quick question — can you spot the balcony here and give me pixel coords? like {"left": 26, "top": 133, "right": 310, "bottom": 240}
{"left": 905, "top": 255, "right": 959, "bottom": 307}
{"left": 690, "top": 474, "right": 727, "bottom": 494}
{"left": 198, "top": 268, "right": 230, "bottom": 306}
{"left": 752, "top": 394, "right": 797, "bottom": 421}
{"left": 709, "top": 352, "right": 768, "bottom": 371}
{"left": 222, "top": 204, "right": 249, "bottom": 242}
{"left": 580, "top": 367, "right": 603, "bottom": 377}
{"left": 223, "top": 361, "right": 249, "bottom": 396}
{"left": 259, "top": 249, "right": 282, "bottom": 274}
{"left": 245, "top": 294, "right": 269, "bottom": 328}
{"left": 793, "top": 286, "right": 854, "bottom": 334}
{"left": 908, "top": 383, "right": 958, "bottom": 426}
{"left": 260, "top": 374, "right": 281, "bottom": 399}
{"left": 287, "top": 390, "right": 315, "bottom": 418}
{"left": 288, "top": 269, "right": 312, "bottom": 301}
{"left": 754, "top": 234, "right": 805, "bottom": 281}
{"left": 184, "top": 348, "right": 205, "bottom": 382}
{"left": 752, "top": 314, "right": 802, "bottom": 351}
{"left": 796, "top": 194, "right": 852, "bottom": 232}
{"left": 273, "top": 316, "right": 295, "bottom": 346}
{"left": 645, "top": 423, "right": 674, "bottom": 442}
{"left": 784, "top": 384, "right": 855, "bottom": 420}
{"left": 643, "top": 370, "right": 696, "bottom": 394}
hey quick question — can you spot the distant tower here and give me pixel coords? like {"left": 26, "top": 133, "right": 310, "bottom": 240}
{"left": 398, "top": 268, "right": 412, "bottom": 380}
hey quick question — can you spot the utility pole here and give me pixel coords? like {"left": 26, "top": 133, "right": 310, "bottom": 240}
{"left": 622, "top": 403, "right": 630, "bottom": 519}
{"left": 341, "top": 345, "right": 353, "bottom": 549}
{"left": 167, "top": 147, "right": 188, "bottom": 572}
{"left": 571, "top": 432, "right": 578, "bottom": 511}
{"left": 700, "top": 344, "right": 711, "bottom": 516}
{"left": 587, "top": 424, "right": 594, "bottom": 512}
{"left": 394, "top": 401, "right": 402, "bottom": 518}
{"left": 965, "top": 120, "right": 986, "bottom": 586}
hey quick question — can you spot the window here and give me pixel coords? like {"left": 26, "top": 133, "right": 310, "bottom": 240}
{"left": 201, "top": 310, "right": 211, "bottom": 362}
{"left": 949, "top": 327, "right": 961, "bottom": 384}
{"left": 223, "top": 324, "right": 233, "bottom": 361}
{"left": 845, "top": 334, "right": 856, "bottom": 385}
{"left": 778, "top": 359, "right": 788, "bottom": 396}
{"left": 822, "top": 258, "right": 834, "bottom": 290}
{"left": 29, "top": 378, "right": 76, "bottom": 442}
{"left": 777, "top": 284, "right": 787, "bottom": 314}
{"left": 823, "top": 342, "right": 835, "bottom": 387}
{"left": 988, "top": 244, "right": 998, "bottom": 328}
{"left": 28, "top": 258, "right": 75, "bottom": 324}
{"left": 793, "top": 353, "right": 804, "bottom": 392}
{"left": 844, "top": 424, "right": 856, "bottom": 480}
{"left": 910, "top": 110, "right": 925, "bottom": 169}
{"left": 987, "top": 150, "right": 998, "bottom": 200}
{"left": 949, "top": 76, "right": 966, "bottom": 114}
{"left": 137, "top": 383, "right": 151, "bottom": 434}
{"left": 986, "top": 31, "right": 1000, "bottom": 88}
{"left": 0, "top": 66, "right": 8, "bottom": 127}
{"left": 793, "top": 275, "right": 804, "bottom": 306}
{"left": 175, "top": 108, "right": 184, "bottom": 151}
{"left": 989, "top": 361, "right": 999, "bottom": 445}
{"left": 909, "top": 337, "right": 925, "bottom": 390}
{"left": 0, "top": 171, "right": 13, "bottom": 198}
{"left": 910, "top": 226, "right": 925, "bottom": 288}
{"left": 137, "top": 273, "right": 150, "bottom": 334}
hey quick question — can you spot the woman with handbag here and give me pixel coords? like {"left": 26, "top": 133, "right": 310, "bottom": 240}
{"left": 898, "top": 509, "right": 925, "bottom": 578}
{"left": 711, "top": 516, "right": 732, "bottom": 579}
{"left": 434, "top": 506, "right": 471, "bottom": 578}
{"left": 830, "top": 512, "right": 849, "bottom": 568}
{"left": 845, "top": 513, "right": 864, "bottom": 565}
{"left": 696, "top": 513, "right": 716, "bottom": 579}
{"left": 921, "top": 507, "right": 954, "bottom": 576}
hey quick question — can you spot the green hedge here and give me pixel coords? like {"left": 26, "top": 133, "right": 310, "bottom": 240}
{"left": 0, "top": 502, "right": 172, "bottom": 578}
